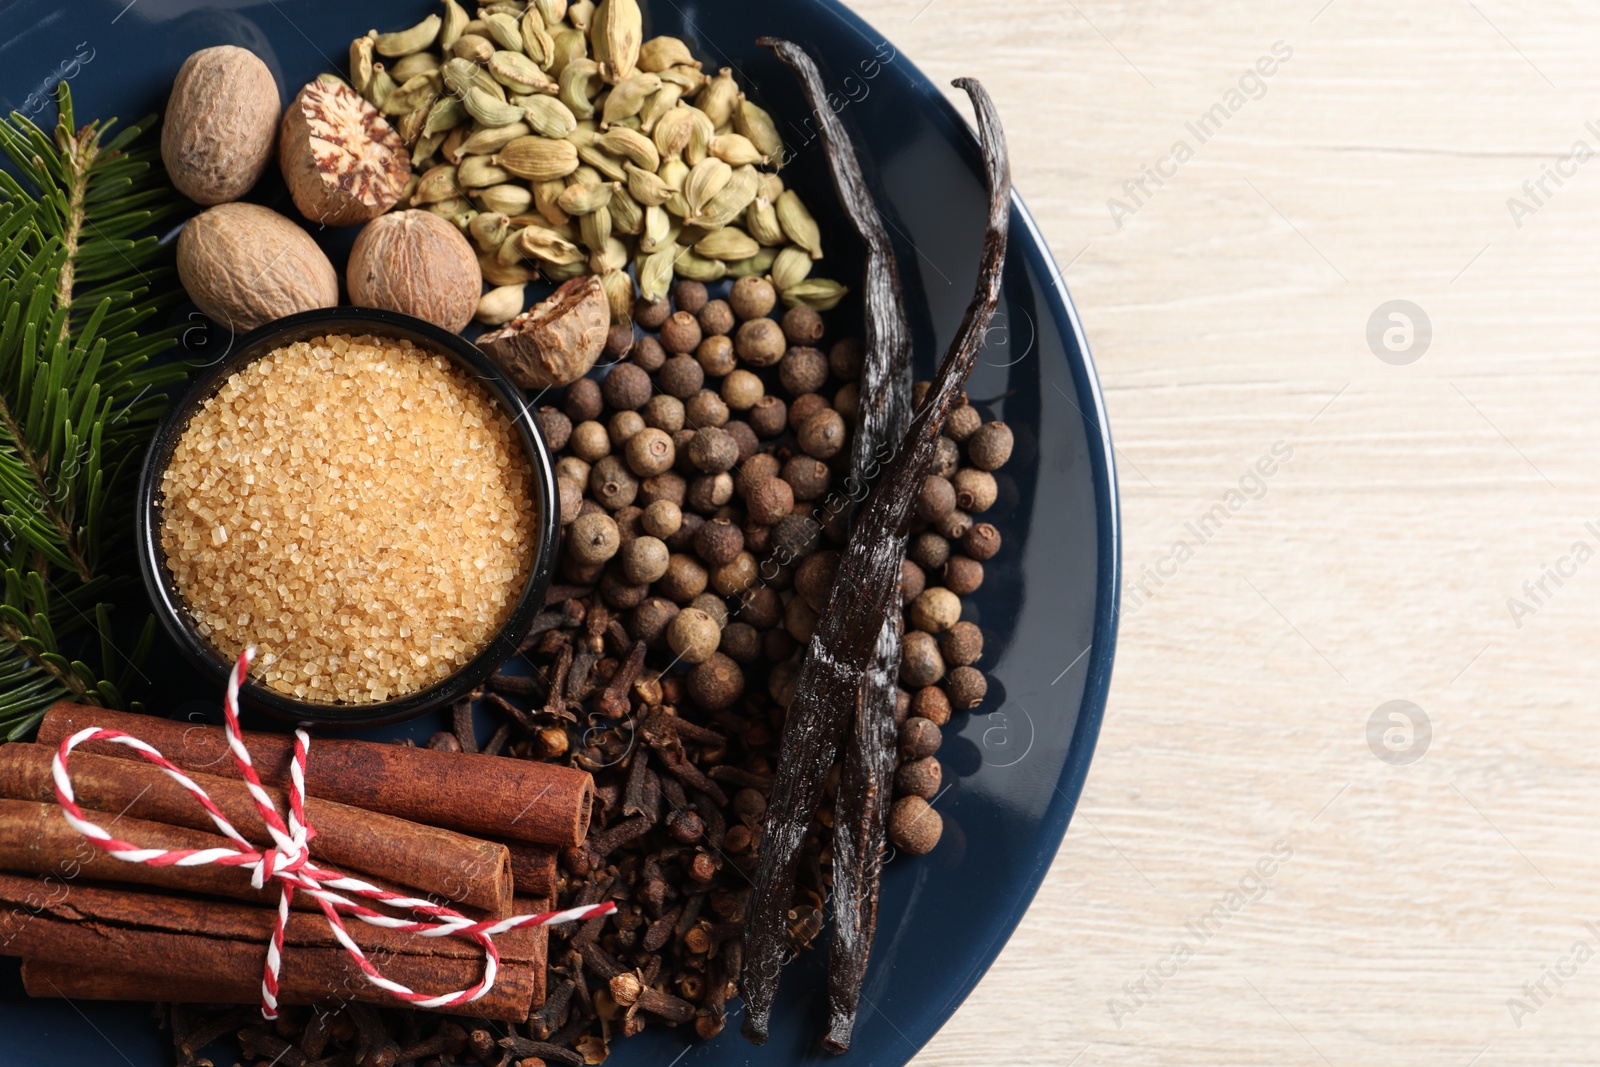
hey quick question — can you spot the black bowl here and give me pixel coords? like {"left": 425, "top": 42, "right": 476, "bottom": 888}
{"left": 135, "top": 307, "right": 560, "bottom": 728}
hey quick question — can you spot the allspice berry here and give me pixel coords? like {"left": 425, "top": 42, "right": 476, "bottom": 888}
{"left": 621, "top": 535, "right": 671, "bottom": 584}
{"left": 602, "top": 363, "right": 652, "bottom": 412}
{"left": 686, "top": 472, "right": 734, "bottom": 513}
{"left": 736, "top": 453, "right": 783, "bottom": 492}
{"left": 635, "top": 296, "right": 671, "bottom": 329}
{"left": 781, "top": 456, "right": 830, "bottom": 501}
{"left": 739, "top": 585, "right": 783, "bottom": 629}
{"left": 829, "top": 338, "right": 864, "bottom": 381}
{"left": 564, "top": 377, "right": 603, "bottom": 422}
{"left": 901, "top": 558, "right": 927, "bottom": 604}
{"left": 687, "top": 427, "right": 739, "bottom": 474}
{"left": 569, "top": 512, "right": 620, "bottom": 565}
{"left": 910, "top": 587, "right": 962, "bottom": 633}
{"left": 944, "top": 555, "right": 985, "bottom": 596}
{"left": 909, "top": 531, "right": 951, "bottom": 570}
{"left": 534, "top": 407, "right": 573, "bottom": 452}
{"left": 779, "top": 347, "right": 829, "bottom": 396}
{"left": 673, "top": 279, "right": 708, "bottom": 314}
{"left": 657, "top": 553, "right": 709, "bottom": 603}
{"left": 781, "top": 305, "right": 825, "bottom": 346}
{"left": 744, "top": 475, "right": 794, "bottom": 525}
{"left": 720, "top": 621, "right": 762, "bottom": 664}
{"left": 953, "top": 468, "right": 998, "bottom": 513}
{"left": 661, "top": 310, "right": 703, "bottom": 354}
{"left": 946, "top": 665, "right": 988, "bottom": 710}
{"left": 667, "top": 607, "right": 721, "bottom": 664}
{"left": 633, "top": 334, "right": 668, "bottom": 372}
{"left": 724, "top": 420, "right": 758, "bottom": 461}
{"left": 721, "top": 369, "right": 764, "bottom": 411}
{"left": 941, "top": 621, "right": 984, "bottom": 666}
{"left": 710, "top": 551, "right": 758, "bottom": 597}
{"left": 931, "top": 436, "right": 961, "bottom": 479}
{"left": 788, "top": 392, "right": 830, "bottom": 431}
{"left": 896, "top": 757, "right": 942, "bottom": 799}
{"left": 899, "top": 715, "right": 942, "bottom": 761}
{"left": 937, "top": 508, "right": 974, "bottom": 541}
{"left": 589, "top": 455, "right": 639, "bottom": 510}
{"left": 610, "top": 409, "right": 646, "bottom": 448}
{"left": 798, "top": 409, "right": 846, "bottom": 460}
{"left": 915, "top": 475, "right": 957, "bottom": 523}
{"left": 889, "top": 796, "right": 943, "bottom": 855}
{"left": 730, "top": 276, "right": 777, "bottom": 320}
{"left": 684, "top": 390, "right": 730, "bottom": 428}
{"left": 625, "top": 427, "right": 676, "bottom": 477}
{"left": 641, "top": 499, "right": 683, "bottom": 539}
{"left": 770, "top": 515, "right": 821, "bottom": 562}
{"left": 901, "top": 630, "right": 945, "bottom": 688}
{"left": 911, "top": 685, "right": 952, "bottom": 725}
{"left": 968, "top": 421, "right": 1015, "bottom": 470}
{"left": 656, "top": 354, "right": 704, "bottom": 399}
{"left": 570, "top": 420, "right": 611, "bottom": 462}
{"left": 557, "top": 477, "right": 584, "bottom": 525}
{"left": 945, "top": 404, "right": 982, "bottom": 443}
{"left": 630, "top": 597, "right": 679, "bottom": 647}
{"left": 641, "top": 471, "right": 687, "bottom": 509}
{"left": 642, "top": 393, "right": 685, "bottom": 433}
{"left": 688, "top": 652, "right": 745, "bottom": 711}
{"left": 694, "top": 518, "right": 745, "bottom": 566}
{"left": 795, "top": 550, "right": 841, "bottom": 612}
{"left": 698, "top": 298, "right": 735, "bottom": 337}
{"left": 963, "top": 522, "right": 1002, "bottom": 561}
{"left": 734, "top": 317, "right": 786, "bottom": 366}
{"left": 604, "top": 322, "right": 636, "bottom": 360}
{"left": 696, "top": 334, "right": 737, "bottom": 377}
{"left": 749, "top": 394, "right": 788, "bottom": 438}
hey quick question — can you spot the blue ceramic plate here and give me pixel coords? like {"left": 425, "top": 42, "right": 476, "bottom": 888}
{"left": 0, "top": 1, "right": 1119, "bottom": 1062}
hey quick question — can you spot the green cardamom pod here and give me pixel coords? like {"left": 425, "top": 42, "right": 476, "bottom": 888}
{"left": 683, "top": 104, "right": 715, "bottom": 166}
{"left": 727, "top": 244, "right": 779, "bottom": 279}
{"left": 526, "top": 179, "right": 564, "bottom": 226}
{"left": 651, "top": 106, "right": 695, "bottom": 161}
{"left": 517, "top": 225, "right": 586, "bottom": 265}
{"left": 684, "top": 157, "right": 732, "bottom": 217}
{"left": 480, "top": 249, "right": 539, "bottom": 287}
{"left": 375, "top": 14, "right": 441, "bottom": 57}
{"left": 770, "top": 245, "right": 812, "bottom": 291}
{"left": 592, "top": 0, "right": 643, "bottom": 82}
{"left": 452, "top": 33, "right": 495, "bottom": 64}
{"left": 567, "top": 120, "right": 598, "bottom": 148}
{"left": 673, "top": 246, "right": 728, "bottom": 283}
{"left": 395, "top": 106, "right": 429, "bottom": 149}
{"left": 464, "top": 85, "right": 526, "bottom": 127}
{"left": 350, "top": 33, "right": 377, "bottom": 94}
{"left": 639, "top": 204, "right": 671, "bottom": 251}
{"left": 522, "top": 94, "right": 579, "bottom": 138}
{"left": 494, "top": 135, "right": 580, "bottom": 180}
{"left": 477, "top": 283, "right": 527, "bottom": 327}
{"left": 694, "top": 67, "right": 738, "bottom": 128}
{"left": 600, "top": 267, "right": 633, "bottom": 324}
{"left": 490, "top": 50, "right": 552, "bottom": 94}
{"left": 536, "top": 0, "right": 569, "bottom": 26}
{"left": 458, "top": 155, "right": 511, "bottom": 188}
{"left": 425, "top": 197, "right": 472, "bottom": 225}
{"left": 423, "top": 95, "right": 467, "bottom": 136}
{"left": 734, "top": 96, "right": 784, "bottom": 166}
{"left": 549, "top": 28, "right": 587, "bottom": 77}
{"left": 637, "top": 244, "right": 676, "bottom": 302}
{"left": 579, "top": 205, "right": 613, "bottom": 252}
{"left": 483, "top": 12, "right": 523, "bottom": 52}
{"left": 441, "top": 125, "right": 470, "bottom": 164}
{"left": 639, "top": 84, "right": 682, "bottom": 134}
{"left": 412, "top": 163, "right": 463, "bottom": 204}
{"left": 520, "top": 11, "right": 555, "bottom": 69}
{"left": 568, "top": 0, "right": 596, "bottom": 32}
{"left": 475, "top": 183, "right": 535, "bottom": 216}
{"left": 657, "top": 64, "right": 707, "bottom": 95}
{"left": 412, "top": 129, "right": 445, "bottom": 170}
{"left": 776, "top": 189, "right": 822, "bottom": 258}
{"left": 601, "top": 72, "right": 661, "bottom": 128}
{"left": 440, "top": 0, "right": 469, "bottom": 51}
{"left": 745, "top": 196, "right": 783, "bottom": 246}
{"left": 382, "top": 73, "right": 441, "bottom": 117}
{"left": 459, "top": 121, "right": 531, "bottom": 156}
{"left": 638, "top": 35, "right": 697, "bottom": 73}
{"left": 709, "top": 132, "right": 766, "bottom": 167}
{"left": 698, "top": 164, "right": 759, "bottom": 229}
{"left": 559, "top": 58, "right": 602, "bottom": 119}
{"left": 546, "top": 258, "right": 591, "bottom": 282}
{"left": 390, "top": 51, "right": 442, "bottom": 82}
{"left": 576, "top": 142, "right": 627, "bottom": 181}
{"left": 556, "top": 180, "right": 614, "bottom": 215}
{"left": 693, "top": 226, "right": 759, "bottom": 262}
{"left": 442, "top": 57, "right": 502, "bottom": 100}
{"left": 470, "top": 211, "right": 512, "bottom": 252}
{"left": 624, "top": 163, "right": 672, "bottom": 206}
{"left": 609, "top": 186, "right": 644, "bottom": 234}
{"left": 781, "top": 278, "right": 848, "bottom": 311}
{"left": 595, "top": 126, "right": 659, "bottom": 171}
{"left": 590, "top": 235, "right": 629, "bottom": 274}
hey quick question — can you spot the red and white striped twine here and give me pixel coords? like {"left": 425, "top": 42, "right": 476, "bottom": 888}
{"left": 51, "top": 647, "right": 615, "bottom": 1018}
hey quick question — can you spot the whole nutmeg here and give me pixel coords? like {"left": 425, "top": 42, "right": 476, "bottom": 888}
{"left": 667, "top": 607, "right": 722, "bottom": 664}
{"left": 477, "top": 275, "right": 610, "bottom": 388}
{"left": 280, "top": 78, "right": 409, "bottom": 226}
{"left": 177, "top": 203, "right": 337, "bottom": 332}
{"left": 348, "top": 210, "right": 481, "bottom": 332}
{"left": 163, "top": 46, "right": 280, "bottom": 205}
{"left": 889, "top": 795, "right": 943, "bottom": 855}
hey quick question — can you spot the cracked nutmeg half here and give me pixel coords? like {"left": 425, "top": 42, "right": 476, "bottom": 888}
{"left": 477, "top": 275, "right": 610, "bottom": 389}
{"left": 279, "top": 77, "right": 411, "bottom": 227}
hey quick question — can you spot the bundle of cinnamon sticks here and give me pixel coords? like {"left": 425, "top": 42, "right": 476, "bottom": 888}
{"left": 0, "top": 702, "right": 595, "bottom": 1021}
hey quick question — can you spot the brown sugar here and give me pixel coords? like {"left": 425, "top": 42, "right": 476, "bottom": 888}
{"left": 159, "top": 333, "right": 537, "bottom": 704}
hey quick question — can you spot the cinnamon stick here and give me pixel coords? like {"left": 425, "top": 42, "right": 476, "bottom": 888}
{"left": 0, "top": 873, "right": 541, "bottom": 1019}
{"left": 38, "top": 703, "right": 592, "bottom": 846}
{"left": 501, "top": 841, "right": 558, "bottom": 898}
{"left": 0, "top": 744, "right": 513, "bottom": 917}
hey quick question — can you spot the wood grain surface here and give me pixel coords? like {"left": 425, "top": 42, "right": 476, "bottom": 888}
{"left": 836, "top": 1, "right": 1600, "bottom": 1063}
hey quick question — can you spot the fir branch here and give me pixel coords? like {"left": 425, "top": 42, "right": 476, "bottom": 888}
{"left": 0, "top": 83, "right": 188, "bottom": 738}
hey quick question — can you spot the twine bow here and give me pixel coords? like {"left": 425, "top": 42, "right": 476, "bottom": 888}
{"left": 51, "top": 647, "right": 614, "bottom": 1018}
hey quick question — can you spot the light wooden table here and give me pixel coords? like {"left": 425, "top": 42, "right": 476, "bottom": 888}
{"left": 840, "top": 1, "right": 1600, "bottom": 1063}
